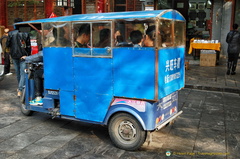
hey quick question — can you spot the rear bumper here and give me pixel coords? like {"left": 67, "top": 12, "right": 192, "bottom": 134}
{"left": 155, "top": 110, "right": 183, "bottom": 131}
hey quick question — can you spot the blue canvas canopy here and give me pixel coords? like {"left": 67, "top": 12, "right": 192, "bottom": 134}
{"left": 16, "top": 9, "right": 185, "bottom": 25}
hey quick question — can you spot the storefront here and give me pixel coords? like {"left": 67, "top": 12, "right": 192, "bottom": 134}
{"left": 234, "top": 0, "right": 240, "bottom": 26}
{"left": 6, "top": 0, "right": 45, "bottom": 26}
{"left": 0, "top": 0, "right": 64, "bottom": 29}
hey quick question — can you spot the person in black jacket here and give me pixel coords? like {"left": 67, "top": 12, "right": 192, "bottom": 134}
{"left": 226, "top": 23, "right": 240, "bottom": 75}
{"left": 0, "top": 28, "right": 12, "bottom": 75}
{"left": 6, "top": 18, "right": 31, "bottom": 97}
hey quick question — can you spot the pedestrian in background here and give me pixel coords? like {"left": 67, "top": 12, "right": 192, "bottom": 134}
{"left": 6, "top": 18, "right": 31, "bottom": 97}
{"left": 0, "top": 28, "right": 12, "bottom": 75}
{"left": 226, "top": 23, "right": 240, "bottom": 75}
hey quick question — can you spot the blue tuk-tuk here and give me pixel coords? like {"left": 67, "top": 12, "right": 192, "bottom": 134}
{"left": 17, "top": 9, "right": 185, "bottom": 150}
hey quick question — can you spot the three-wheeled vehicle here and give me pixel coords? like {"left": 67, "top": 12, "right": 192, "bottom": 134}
{"left": 17, "top": 9, "right": 185, "bottom": 150}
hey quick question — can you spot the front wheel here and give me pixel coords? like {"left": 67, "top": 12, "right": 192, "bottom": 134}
{"left": 108, "top": 113, "right": 147, "bottom": 151}
{"left": 20, "top": 88, "right": 33, "bottom": 116}
{"left": 20, "top": 104, "right": 34, "bottom": 116}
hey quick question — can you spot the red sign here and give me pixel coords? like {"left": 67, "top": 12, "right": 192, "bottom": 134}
{"left": 97, "top": 0, "right": 104, "bottom": 13}
{"left": 49, "top": 12, "right": 57, "bottom": 18}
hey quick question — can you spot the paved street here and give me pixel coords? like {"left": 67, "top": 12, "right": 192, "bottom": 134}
{"left": 0, "top": 65, "right": 240, "bottom": 159}
{"left": 185, "top": 64, "right": 240, "bottom": 94}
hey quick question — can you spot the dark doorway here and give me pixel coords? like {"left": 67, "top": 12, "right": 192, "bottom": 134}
{"left": 73, "top": 0, "right": 82, "bottom": 14}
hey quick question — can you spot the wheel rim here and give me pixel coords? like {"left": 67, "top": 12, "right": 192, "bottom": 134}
{"left": 118, "top": 120, "right": 137, "bottom": 141}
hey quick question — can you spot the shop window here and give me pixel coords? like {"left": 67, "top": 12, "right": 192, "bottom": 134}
{"left": 86, "top": 0, "right": 96, "bottom": 13}
{"left": 235, "top": 0, "right": 240, "bottom": 27}
{"left": 7, "top": 0, "right": 44, "bottom": 26}
{"left": 56, "top": 0, "right": 74, "bottom": 7}
{"left": 115, "top": 0, "right": 126, "bottom": 12}
{"left": 157, "top": 0, "right": 173, "bottom": 9}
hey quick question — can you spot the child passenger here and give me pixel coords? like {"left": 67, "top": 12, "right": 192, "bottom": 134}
{"left": 130, "top": 30, "right": 143, "bottom": 47}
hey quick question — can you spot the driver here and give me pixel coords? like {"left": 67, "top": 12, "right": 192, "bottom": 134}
{"left": 21, "top": 51, "right": 43, "bottom": 106}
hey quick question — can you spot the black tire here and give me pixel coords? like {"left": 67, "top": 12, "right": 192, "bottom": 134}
{"left": 20, "top": 103, "right": 34, "bottom": 116}
{"left": 20, "top": 88, "right": 33, "bottom": 116}
{"left": 108, "top": 113, "right": 147, "bottom": 151}
{"left": 20, "top": 87, "right": 26, "bottom": 104}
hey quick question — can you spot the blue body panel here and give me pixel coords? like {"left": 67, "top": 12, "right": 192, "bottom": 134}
{"left": 158, "top": 47, "right": 185, "bottom": 98}
{"left": 25, "top": 77, "right": 35, "bottom": 102}
{"left": 73, "top": 57, "right": 113, "bottom": 122}
{"left": 43, "top": 47, "right": 74, "bottom": 91}
{"left": 105, "top": 91, "right": 178, "bottom": 130}
{"left": 59, "top": 90, "right": 75, "bottom": 116}
{"left": 43, "top": 47, "right": 76, "bottom": 117}
{"left": 153, "top": 91, "right": 178, "bottom": 128}
{"left": 113, "top": 47, "right": 155, "bottom": 100}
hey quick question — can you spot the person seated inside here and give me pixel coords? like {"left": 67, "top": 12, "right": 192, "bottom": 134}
{"left": 114, "top": 29, "right": 122, "bottom": 45}
{"left": 95, "top": 28, "right": 111, "bottom": 48}
{"left": 115, "top": 35, "right": 133, "bottom": 47}
{"left": 75, "top": 24, "right": 90, "bottom": 48}
{"left": 37, "top": 25, "right": 54, "bottom": 50}
{"left": 143, "top": 25, "right": 155, "bottom": 47}
{"left": 115, "top": 33, "right": 134, "bottom": 47}
{"left": 130, "top": 30, "right": 143, "bottom": 47}
{"left": 21, "top": 51, "right": 43, "bottom": 106}
{"left": 49, "top": 27, "right": 71, "bottom": 47}
{"left": 115, "top": 35, "right": 124, "bottom": 46}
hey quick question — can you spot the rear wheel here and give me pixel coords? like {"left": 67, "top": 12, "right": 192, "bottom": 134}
{"left": 108, "top": 113, "right": 147, "bottom": 151}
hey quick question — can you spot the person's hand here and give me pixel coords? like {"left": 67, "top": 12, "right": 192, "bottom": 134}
{"left": 21, "top": 56, "right": 27, "bottom": 60}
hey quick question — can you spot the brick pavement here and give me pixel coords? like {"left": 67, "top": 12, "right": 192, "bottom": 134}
{"left": 185, "top": 61, "right": 240, "bottom": 94}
